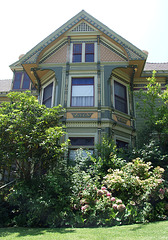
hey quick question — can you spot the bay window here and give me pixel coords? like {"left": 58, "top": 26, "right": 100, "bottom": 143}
{"left": 71, "top": 77, "right": 94, "bottom": 107}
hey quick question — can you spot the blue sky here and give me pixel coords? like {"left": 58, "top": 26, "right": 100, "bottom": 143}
{"left": 0, "top": 0, "right": 168, "bottom": 79}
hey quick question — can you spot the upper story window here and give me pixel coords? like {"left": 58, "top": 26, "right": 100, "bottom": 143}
{"left": 71, "top": 42, "right": 96, "bottom": 63}
{"left": 71, "top": 77, "right": 94, "bottom": 107}
{"left": 114, "top": 81, "right": 128, "bottom": 114}
{"left": 85, "top": 43, "right": 94, "bottom": 62}
{"left": 42, "top": 81, "right": 54, "bottom": 108}
{"left": 73, "top": 44, "right": 82, "bottom": 62}
{"left": 13, "top": 72, "right": 31, "bottom": 90}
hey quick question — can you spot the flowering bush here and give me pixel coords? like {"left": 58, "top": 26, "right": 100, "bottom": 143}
{"left": 71, "top": 185, "right": 126, "bottom": 226}
{"left": 103, "top": 158, "right": 168, "bottom": 222}
{"left": 103, "top": 158, "right": 164, "bottom": 201}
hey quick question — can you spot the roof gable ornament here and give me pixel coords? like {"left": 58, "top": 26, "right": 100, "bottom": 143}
{"left": 71, "top": 21, "right": 96, "bottom": 32}
{"left": 16, "top": 10, "right": 147, "bottom": 65}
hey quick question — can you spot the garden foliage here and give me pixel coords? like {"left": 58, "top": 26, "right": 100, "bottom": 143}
{"left": 0, "top": 91, "right": 68, "bottom": 181}
{"left": 1, "top": 141, "right": 168, "bottom": 227}
{"left": 136, "top": 70, "right": 168, "bottom": 150}
{"left": 0, "top": 89, "right": 168, "bottom": 227}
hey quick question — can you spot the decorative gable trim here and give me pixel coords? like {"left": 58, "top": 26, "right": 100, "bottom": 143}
{"left": 71, "top": 21, "right": 96, "bottom": 32}
{"left": 125, "top": 47, "right": 143, "bottom": 60}
{"left": 19, "top": 10, "right": 147, "bottom": 65}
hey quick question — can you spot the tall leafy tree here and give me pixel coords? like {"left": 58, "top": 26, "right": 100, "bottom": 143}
{"left": 136, "top": 71, "right": 168, "bottom": 149}
{"left": 0, "top": 91, "right": 68, "bottom": 181}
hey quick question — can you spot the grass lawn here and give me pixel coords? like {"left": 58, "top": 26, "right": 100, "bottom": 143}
{"left": 0, "top": 221, "right": 168, "bottom": 240}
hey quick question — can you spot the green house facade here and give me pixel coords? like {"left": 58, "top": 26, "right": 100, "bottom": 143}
{"left": 2, "top": 10, "right": 168, "bottom": 153}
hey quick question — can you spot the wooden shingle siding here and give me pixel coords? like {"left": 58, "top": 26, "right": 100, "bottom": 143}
{"left": 44, "top": 44, "right": 68, "bottom": 64}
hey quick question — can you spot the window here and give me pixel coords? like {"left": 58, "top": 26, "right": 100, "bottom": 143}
{"left": 114, "top": 81, "right": 128, "bottom": 114}
{"left": 85, "top": 43, "right": 94, "bottom": 62}
{"left": 13, "top": 72, "right": 31, "bottom": 90}
{"left": 116, "top": 139, "right": 128, "bottom": 149}
{"left": 69, "top": 137, "right": 94, "bottom": 161}
{"left": 70, "top": 137, "right": 94, "bottom": 146}
{"left": 71, "top": 77, "right": 94, "bottom": 107}
{"left": 22, "top": 73, "right": 31, "bottom": 89}
{"left": 72, "top": 43, "right": 95, "bottom": 63}
{"left": 42, "top": 82, "right": 53, "bottom": 108}
{"left": 73, "top": 44, "right": 82, "bottom": 62}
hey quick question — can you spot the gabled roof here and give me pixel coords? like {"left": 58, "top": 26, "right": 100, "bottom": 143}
{"left": 11, "top": 10, "right": 147, "bottom": 67}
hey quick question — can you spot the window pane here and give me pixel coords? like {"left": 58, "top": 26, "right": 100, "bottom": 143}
{"left": 85, "top": 43, "right": 94, "bottom": 62}
{"left": 72, "top": 85, "right": 93, "bottom": 96}
{"left": 114, "top": 81, "right": 127, "bottom": 113}
{"left": 73, "top": 44, "right": 82, "bottom": 53}
{"left": 73, "top": 44, "right": 82, "bottom": 62}
{"left": 22, "top": 73, "right": 30, "bottom": 89}
{"left": 69, "top": 149, "right": 94, "bottom": 161}
{"left": 71, "top": 78, "right": 94, "bottom": 107}
{"left": 73, "top": 54, "right": 82, "bottom": 62}
{"left": 70, "top": 137, "right": 94, "bottom": 146}
{"left": 44, "top": 98, "right": 52, "bottom": 108}
{"left": 85, "top": 43, "right": 94, "bottom": 53}
{"left": 85, "top": 54, "right": 94, "bottom": 62}
{"left": 42, "top": 82, "right": 53, "bottom": 108}
{"left": 114, "top": 81, "right": 126, "bottom": 99}
{"left": 71, "top": 96, "right": 94, "bottom": 106}
{"left": 115, "top": 96, "right": 127, "bottom": 113}
{"left": 116, "top": 140, "right": 128, "bottom": 149}
{"left": 72, "top": 78, "right": 94, "bottom": 85}
{"left": 13, "top": 72, "right": 22, "bottom": 89}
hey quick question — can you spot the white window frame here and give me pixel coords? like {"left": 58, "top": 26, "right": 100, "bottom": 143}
{"left": 70, "top": 42, "right": 97, "bottom": 63}
{"left": 41, "top": 78, "right": 55, "bottom": 108}
{"left": 112, "top": 77, "right": 129, "bottom": 115}
{"left": 67, "top": 74, "right": 98, "bottom": 107}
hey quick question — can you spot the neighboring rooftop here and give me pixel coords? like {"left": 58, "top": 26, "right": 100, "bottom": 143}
{"left": 144, "top": 62, "right": 168, "bottom": 71}
{"left": 0, "top": 79, "right": 12, "bottom": 92}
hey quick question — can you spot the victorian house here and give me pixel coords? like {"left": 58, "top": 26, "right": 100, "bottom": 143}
{"left": 1, "top": 10, "right": 168, "bottom": 156}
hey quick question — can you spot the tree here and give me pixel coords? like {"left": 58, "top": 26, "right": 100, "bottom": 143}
{"left": 136, "top": 71, "right": 168, "bottom": 149}
{"left": 0, "top": 91, "right": 68, "bottom": 181}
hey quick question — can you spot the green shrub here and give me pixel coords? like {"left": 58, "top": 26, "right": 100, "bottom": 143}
{"left": 6, "top": 160, "right": 73, "bottom": 227}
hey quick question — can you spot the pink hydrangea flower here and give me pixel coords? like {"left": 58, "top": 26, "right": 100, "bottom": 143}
{"left": 106, "top": 192, "right": 111, "bottom": 197}
{"left": 97, "top": 189, "right": 104, "bottom": 197}
{"left": 116, "top": 199, "right": 122, "bottom": 204}
{"left": 112, "top": 204, "right": 118, "bottom": 210}
{"left": 159, "top": 188, "right": 165, "bottom": 194}
{"left": 101, "top": 186, "right": 106, "bottom": 190}
{"left": 117, "top": 204, "right": 126, "bottom": 212}
{"left": 111, "top": 197, "right": 116, "bottom": 202}
{"left": 81, "top": 204, "right": 89, "bottom": 212}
